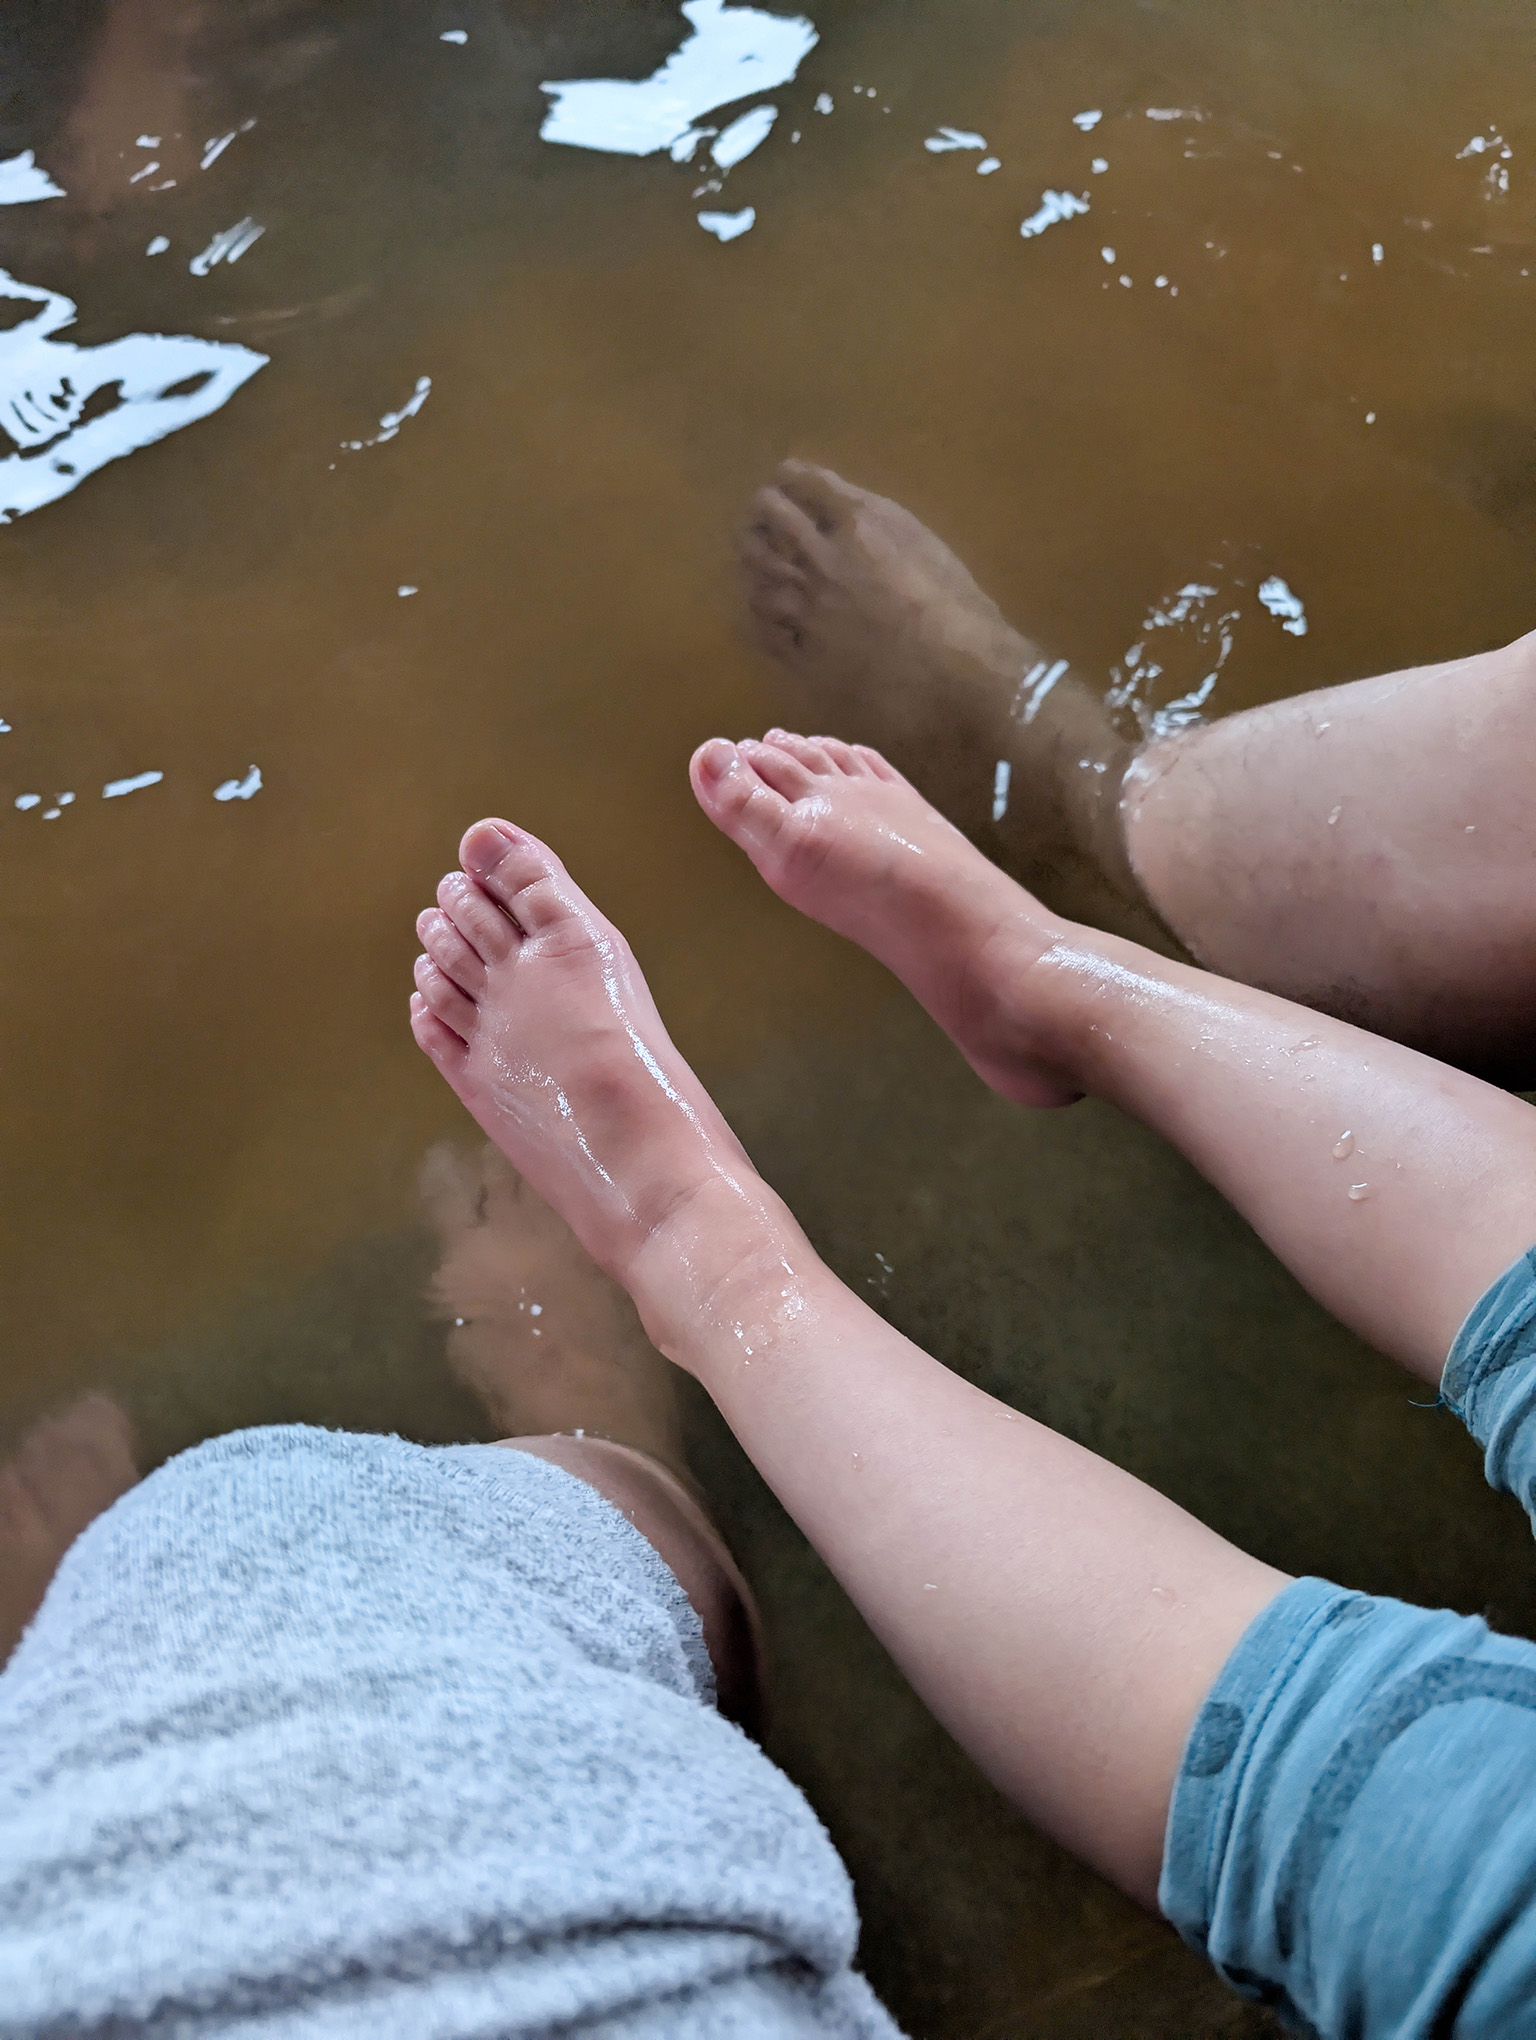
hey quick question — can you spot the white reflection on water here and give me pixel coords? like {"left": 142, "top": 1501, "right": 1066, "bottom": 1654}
{"left": 0, "top": 272, "right": 266, "bottom": 525}
{"left": 540, "top": 0, "right": 816, "bottom": 157}
{"left": 189, "top": 218, "right": 264, "bottom": 276}
{"left": 712, "top": 104, "right": 777, "bottom": 168}
{"left": 215, "top": 765, "right": 263, "bottom": 802}
{"left": 1019, "top": 189, "right": 1089, "bottom": 239}
{"left": 0, "top": 152, "right": 65, "bottom": 205}
{"left": 343, "top": 375, "right": 431, "bottom": 451}
{"left": 1258, "top": 575, "right": 1308, "bottom": 636}
{"left": 698, "top": 207, "right": 755, "bottom": 241}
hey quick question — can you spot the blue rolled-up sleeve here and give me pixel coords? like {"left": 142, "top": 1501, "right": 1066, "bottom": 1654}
{"left": 1442, "top": 1244, "right": 1536, "bottom": 1532}
{"left": 1160, "top": 1578, "right": 1536, "bottom": 2036}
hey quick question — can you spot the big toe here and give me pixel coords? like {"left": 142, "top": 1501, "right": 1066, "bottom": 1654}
{"left": 460, "top": 820, "right": 581, "bottom": 937}
{"left": 775, "top": 458, "right": 865, "bottom": 535}
{"left": 690, "top": 739, "right": 794, "bottom": 863}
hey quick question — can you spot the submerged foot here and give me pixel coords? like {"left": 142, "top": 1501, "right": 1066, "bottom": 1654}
{"left": 0, "top": 1394, "right": 139, "bottom": 1667}
{"left": 739, "top": 460, "right": 1162, "bottom": 938}
{"left": 691, "top": 730, "right": 1081, "bottom": 1108}
{"left": 422, "top": 1140, "right": 685, "bottom": 1470}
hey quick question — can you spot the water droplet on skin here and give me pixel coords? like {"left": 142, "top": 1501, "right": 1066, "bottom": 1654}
{"left": 922, "top": 1582, "right": 938, "bottom": 1592}
{"left": 1151, "top": 1585, "right": 1175, "bottom": 1604}
{"left": 1348, "top": 1183, "right": 1371, "bottom": 1201}
{"left": 1333, "top": 1131, "right": 1354, "bottom": 1159}
{"left": 851, "top": 1451, "right": 864, "bottom": 1469}
{"left": 528, "top": 1303, "right": 542, "bottom": 1316}
{"left": 1327, "top": 804, "right": 1342, "bottom": 825}
{"left": 453, "top": 1316, "right": 466, "bottom": 1327}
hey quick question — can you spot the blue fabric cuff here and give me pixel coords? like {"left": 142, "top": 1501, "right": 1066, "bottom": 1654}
{"left": 1441, "top": 1244, "right": 1536, "bottom": 1521}
{"left": 1159, "top": 1576, "right": 1344, "bottom": 2030}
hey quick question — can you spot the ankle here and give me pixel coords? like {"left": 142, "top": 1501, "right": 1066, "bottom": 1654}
{"left": 1024, "top": 924, "right": 1161, "bottom": 1092}
{"left": 621, "top": 1171, "right": 824, "bottom": 1383}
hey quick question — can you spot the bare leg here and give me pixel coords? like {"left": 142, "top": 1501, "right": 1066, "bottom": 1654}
{"left": 1122, "top": 636, "right": 1536, "bottom": 1078}
{"left": 0, "top": 1395, "right": 139, "bottom": 1668}
{"left": 740, "top": 460, "right": 1536, "bottom": 1076}
{"left": 424, "top": 1140, "right": 762, "bottom": 1727}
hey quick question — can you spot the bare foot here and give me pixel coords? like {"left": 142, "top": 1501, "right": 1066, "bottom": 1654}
{"left": 690, "top": 730, "right": 1080, "bottom": 1109}
{"left": 740, "top": 461, "right": 1164, "bottom": 940}
{"left": 0, "top": 1395, "right": 139, "bottom": 1667}
{"left": 410, "top": 820, "right": 776, "bottom": 1320}
{"left": 422, "top": 1140, "right": 685, "bottom": 1470}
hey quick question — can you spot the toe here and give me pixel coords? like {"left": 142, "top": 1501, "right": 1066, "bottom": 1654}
{"left": 775, "top": 459, "right": 864, "bottom": 536}
{"left": 438, "top": 869, "right": 518, "bottom": 963}
{"left": 761, "top": 729, "right": 836, "bottom": 773}
{"left": 853, "top": 743, "right": 903, "bottom": 781}
{"left": 738, "top": 737, "right": 818, "bottom": 801}
{"left": 745, "top": 581, "right": 811, "bottom": 639}
{"left": 460, "top": 820, "right": 575, "bottom": 936}
{"left": 740, "top": 485, "right": 821, "bottom": 570}
{"left": 411, "top": 991, "right": 469, "bottom": 1072}
{"left": 418, "top": 907, "right": 487, "bottom": 995}
{"left": 738, "top": 523, "right": 809, "bottom": 588}
{"left": 803, "top": 735, "right": 866, "bottom": 775}
{"left": 415, "top": 954, "right": 478, "bottom": 1042}
{"left": 690, "top": 740, "right": 794, "bottom": 856}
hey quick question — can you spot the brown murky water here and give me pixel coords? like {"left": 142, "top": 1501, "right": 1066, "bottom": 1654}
{"left": 4, "top": 3, "right": 1536, "bottom": 2032}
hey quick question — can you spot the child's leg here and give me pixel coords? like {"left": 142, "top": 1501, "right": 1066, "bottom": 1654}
{"left": 411, "top": 820, "right": 1286, "bottom": 1905}
{"left": 742, "top": 460, "right": 1536, "bottom": 1077}
{"left": 692, "top": 733, "right": 1536, "bottom": 1385}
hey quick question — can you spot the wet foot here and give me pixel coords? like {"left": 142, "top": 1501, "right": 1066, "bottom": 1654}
{"left": 739, "top": 461, "right": 1166, "bottom": 940}
{"left": 691, "top": 730, "right": 1081, "bottom": 1108}
{"left": 411, "top": 820, "right": 765, "bottom": 1320}
{"left": 0, "top": 1394, "right": 139, "bottom": 1668}
{"left": 422, "top": 1140, "right": 686, "bottom": 1470}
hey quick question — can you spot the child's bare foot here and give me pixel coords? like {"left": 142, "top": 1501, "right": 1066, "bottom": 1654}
{"left": 422, "top": 1140, "right": 685, "bottom": 1470}
{"left": 410, "top": 820, "right": 779, "bottom": 1319}
{"left": 740, "top": 461, "right": 1164, "bottom": 940}
{"left": 0, "top": 1395, "right": 139, "bottom": 1667}
{"left": 690, "top": 730, "right": 1081, "bottom": 1109}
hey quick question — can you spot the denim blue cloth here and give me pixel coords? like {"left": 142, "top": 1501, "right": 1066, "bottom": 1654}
{"left": 0, "top": 1427, "right": 902, "bottom": 2040}
{"left": 1161, "top": 1246, "right": 1536, "bottom": 2037}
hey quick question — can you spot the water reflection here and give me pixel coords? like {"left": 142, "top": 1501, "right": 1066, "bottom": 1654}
{"left": 0, "top": 269, "right": 265, "bottom": 523}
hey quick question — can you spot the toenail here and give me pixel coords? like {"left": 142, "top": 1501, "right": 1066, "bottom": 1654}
{"left": 696, "top": 739, "right": 737, "bottom": 782}
{"left": 462, "top": 822, "right": 512, "bottom": 875}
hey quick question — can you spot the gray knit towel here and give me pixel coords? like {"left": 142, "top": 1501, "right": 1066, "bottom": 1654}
{"left": 0, "top": 1425, "right": 903, "bottom": 2039}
